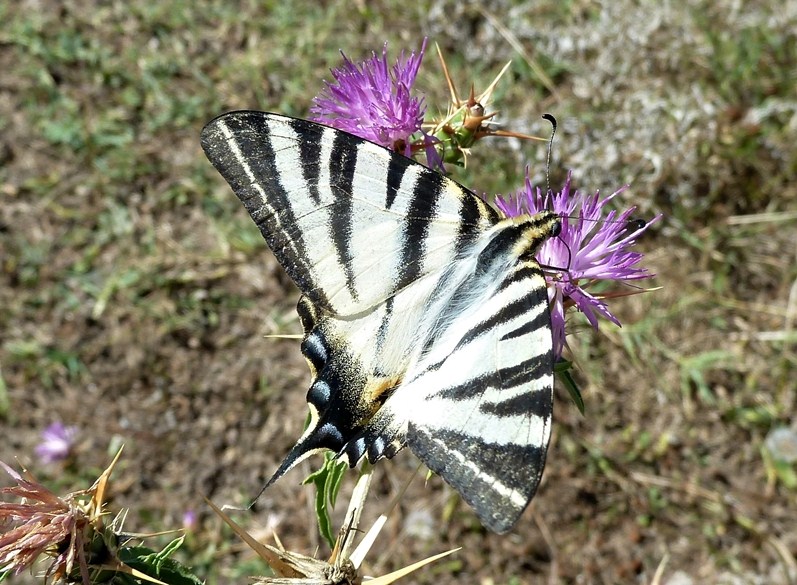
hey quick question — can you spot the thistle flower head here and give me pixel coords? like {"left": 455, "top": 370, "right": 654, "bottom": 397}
{"left": 496, "top": 171, "right": 660, "bottom": 357}
{"left": 311, "top": 39, "right": 428, "bottom": 156}
{"left": 35, "top": 421, "right": 78, "bottom": 464}
{"left": 425, "top": 51, "right": 532, "bottom": 168}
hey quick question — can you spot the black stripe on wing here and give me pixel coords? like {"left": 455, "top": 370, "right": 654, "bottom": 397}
{"left": 456, "top": 193, "right": 500, "bottom": 252}
{"left": 328, "top": 130, "right": 360, "bottom": 303}
{"left": 477, "top": 389, "right": 551, "bottom": 418}
{"left": 459, "top": 287, "right": 548, "bottom": 347}
{"left": 385, "top": 153, "right": 411, "bottom": 210}
{"left": 200, "top": 112, "right": 331, "bottom": 308}
{"left": 429, "top": 352, "right": 551, "bottom": 403}
{"left": 408, "top": 426, "right": 548, "bottom": 533}
{"left": 395, "top": 168, "right": 444, "bottom": 291}
{"left": 374, "top": 295, "right": 396, "bottom": 375}
{"left": 419, "top": 221, "right": 548, "bottom": 358}
{"left": 202, "top": 111, "right": 500, "bottom": 317}
{"left": 292, "top": 118, "right": 324, "bottom": 205}
{"left": 403, "top": 215, "right": 560, "bottom": 533}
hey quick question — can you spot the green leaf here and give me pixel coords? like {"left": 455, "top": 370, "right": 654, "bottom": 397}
{"left": 555, "top": 358, "right": 585, "bottom": 415}
{"left": 153, "top": 535, "right": 186, "bottom": 565}
{"left": 118, "top": 541, "right": 203, "bottom": 585}
{"left": 774, "top": 460, "right": 797, "bottom": 490}
{"left": 303, "top": 452, "right": 348, "bottom": 548}
{"left": 0, "top": 365, "right": 8, "bottom": 418}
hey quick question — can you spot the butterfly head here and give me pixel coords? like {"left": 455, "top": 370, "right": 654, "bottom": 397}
{"left": 545, "top": 212, "right": 562, "bottom": 239}
{"left": 509, "top": 210, "right": 562, "bottom": 252}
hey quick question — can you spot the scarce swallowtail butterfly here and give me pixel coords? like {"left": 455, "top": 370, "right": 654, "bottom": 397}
{"left": 201, "top": 111, "right": 561, "bottom": 533}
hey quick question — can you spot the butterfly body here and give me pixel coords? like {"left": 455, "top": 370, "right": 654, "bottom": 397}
{"left": 201, "top": 111, "right": 559, "bottom": 533}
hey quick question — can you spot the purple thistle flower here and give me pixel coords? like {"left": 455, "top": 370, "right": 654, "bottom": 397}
{"left": 311, "top": 39, "right": 428, "bottom": 157}
{"left": 495, "top": 171, "right": 660, "bottom": 358}
{"left": 35, "top": 422, "right": 78, "bottom": 464}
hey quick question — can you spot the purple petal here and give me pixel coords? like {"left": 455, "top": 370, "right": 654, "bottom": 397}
{"left": 311, "top": 39, "right": 427, "bottom": 153}
{"left": 35, "top": 422, "right": 77, "bottom": 464}
{"left": 495, "top": 170, "right": 659, "bottom": 352}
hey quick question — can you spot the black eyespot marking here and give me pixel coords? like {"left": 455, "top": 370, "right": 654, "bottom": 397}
{"left": 318, "top": 422, "right": 344, "bottom": 445}
{"left": 301, "top": 332, "right": 328, "bottom": 371}
{"left": 307, "top": 379, "right": 332, "bottom": 408}
{"left": 343, "top": 436, "right": 367, "bottom": 465}
{"left": 367, "top": 436, "right": 387, "bottom": 462}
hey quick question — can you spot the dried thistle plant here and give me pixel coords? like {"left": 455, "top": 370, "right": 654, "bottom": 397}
{"left": 210, "top": 467, "right": 459, "bottom": 585}
{"left": 1, "top": 450, "right": 201, "bottom": 585}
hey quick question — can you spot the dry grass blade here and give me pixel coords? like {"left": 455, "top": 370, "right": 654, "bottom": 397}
{"left": 98, "top": 559, "right": 170, "bottom": 585}
{"left": 349, "top": 463, "right": 421, "bottom": 569}
{"left": 531, "top": 509, "right": 558, "bottom": 585}
{"left": 629, "top": 471, "right": 726, "bottom": 504}
{"left": 363, "top": 548, "right": 462, "bottom": 585}
{"left": 766, "top": 535, "right": 797, "bottom": 585}
{"left": 435, "top": 42, "right": 461, "bottom": 108}
{"left": 476, "top": 6, "right": 559, "bottom": 98}
{"left": 336, "top": 466, "right": 373, "bottom": 565}
{"left": 726, "top": 211, "right": 797, "bottom": 225}
{"left": 88, "top": 445, "right": 124, "bottom": 524}
{"left": 204, "top": 497, "right": 303, "bottom": 579}
{"left": 648, "top": 553, "right": 669, "bottom": 585}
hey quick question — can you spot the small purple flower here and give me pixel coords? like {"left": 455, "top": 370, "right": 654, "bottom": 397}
{"left": 311, "top": 39, "right": 428, "bottom": 156}
{"left": 182, "top": 509, "right": 198, "bottom": 531}
{"left": 496, "top": 171, "right": 660, "bottom": 358}
{"left": 35, "top": 422, "right": 78, "bottom": 464}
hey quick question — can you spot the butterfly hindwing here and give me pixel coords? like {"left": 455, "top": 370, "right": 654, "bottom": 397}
{"left": 405, "top": 257, "right": 554, "bottom": 533}
{"left": 201, "top": 111, "right": 559, "bottom": 533}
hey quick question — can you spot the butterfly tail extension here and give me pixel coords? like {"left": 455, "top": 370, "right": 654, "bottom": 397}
{"left": 267, "top": 296, "right": 405, "bottom": 485}
{"left": 263, "top": 431, "right": 334, "bottom": 489}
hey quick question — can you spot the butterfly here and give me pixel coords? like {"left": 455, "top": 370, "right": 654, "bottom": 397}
{"left": 201, "top": 111, "right": 561, "bottom": 533}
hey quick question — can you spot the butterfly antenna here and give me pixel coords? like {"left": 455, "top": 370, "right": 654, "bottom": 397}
{"left": 541, "top": 113, "right": 557, "bottom": 194}
{"left": 563, "top": 235, "right": 573, "bottom": 271}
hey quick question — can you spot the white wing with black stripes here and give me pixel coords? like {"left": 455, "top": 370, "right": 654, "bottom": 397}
{"left": 200, "top": 111, "right": 560, "bottom": 533}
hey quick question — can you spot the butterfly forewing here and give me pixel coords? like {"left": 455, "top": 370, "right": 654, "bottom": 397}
{"left": 200, "top": 111, "right": 498, "bottom": 317}
{"left": 200, "top": 111, "right": 558, "bottom": 533}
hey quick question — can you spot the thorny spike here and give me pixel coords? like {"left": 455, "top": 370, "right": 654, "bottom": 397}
{"left": 467, "top": 85, "right": 477, "bottom": 106}
{"left": 435, "top": 42, "right": 460, "bottom": 106}
{"left": 490, "top": 128, "right": 547, "bottom": 142}
{"left": 463, "top": 109, "right": 495, "bottom": 132}
{"left": 475, "top": 60, "right": 513, "bottom": 107}
{"left": 423, "top": 48, "right": 549, "bottom": 169}
{"left": 426, "top": 52, "right": 544, "bottom": 141}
